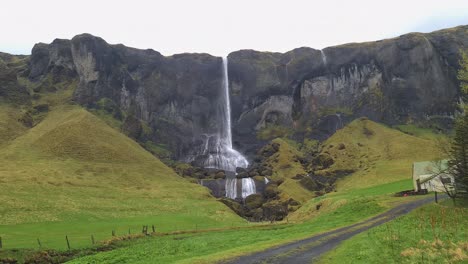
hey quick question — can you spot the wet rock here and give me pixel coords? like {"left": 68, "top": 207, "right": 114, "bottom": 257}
{"left": 214, "top": 171, "right": 225, "bottom": 179}
{"left": 236, "top": 171, "right": 249, "bottom": 178}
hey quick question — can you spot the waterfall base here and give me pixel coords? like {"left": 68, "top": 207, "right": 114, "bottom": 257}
{"left": 201, "top": 177, "right": 267, "bottom": 200}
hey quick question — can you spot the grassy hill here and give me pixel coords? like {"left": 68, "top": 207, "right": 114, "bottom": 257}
{"left": 316, "top": 118, "right": 442, "bottom": 191}
{"left": 0, "top": 105, "right": 244, "bottom": 249}
{"left": 264, "top": 138, "right": 315, "bottom": 204}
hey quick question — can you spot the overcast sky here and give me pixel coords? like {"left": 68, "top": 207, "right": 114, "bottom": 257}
{"left": 1, "top": 0, "right": 468, "bottom": 56}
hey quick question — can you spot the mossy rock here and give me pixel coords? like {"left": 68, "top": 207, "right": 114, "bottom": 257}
{"left": 33, "top": 103, "right": 49, "bottom": 113}
{"left": 292, "top": 173, "right": 305, "bottom": 180}
{"left": 260, "top": 168, "right": 272, "bottom": 176}
{"left": 262, "top": 200, "right": 288, "bottom": 221}
{"left": 314, "top": 153, "right": 334, "bottom": 169}
{"left": 248, "top": 170, "right": 259, "bottom": 177}
{"left": 214, "top": 171, "right": 225, "bottom": 179}
{"left": 219, "top": 198, "right": 244, "bottom": 215}
{"left": 19, "top": 111, "right": 33, "bottom": 127}
{"left": 253, "top": 175, "right": 265, "bottom": 182}
{"left": 299, "top": 176, "right": 319, "bottom": 191}
{"left": 265, "top": 183, "right": 279, "bottom": 199}
{"left": 251, "top": 208, "right": 264, "bottom": 221}
{"left": 245, "top": 193, "right": 264, "bottom": 210}
{"left": 236, "top": 171, "right": 249, "bottom": 178}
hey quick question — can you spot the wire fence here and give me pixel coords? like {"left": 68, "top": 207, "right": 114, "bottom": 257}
{"left": 0, "top": 221, "right": 283, "bottom": 250}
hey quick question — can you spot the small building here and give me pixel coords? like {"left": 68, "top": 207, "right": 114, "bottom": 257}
{"left": 412, "top": 160, "right": 454, "bottom": 192}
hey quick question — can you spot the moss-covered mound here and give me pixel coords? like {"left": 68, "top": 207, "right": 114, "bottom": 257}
{"left": 317, "top": 118, "right": 441, "bottom": 190}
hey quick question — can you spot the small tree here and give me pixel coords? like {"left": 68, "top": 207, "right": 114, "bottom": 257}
{"left": 446, "top": 49, "right": 468, "bottom": 197}
{"left": 430, "top": 50, "right": 468, "bottom": 204}
{"left": 448, "top": 113, "right": 468, "bottom": 195}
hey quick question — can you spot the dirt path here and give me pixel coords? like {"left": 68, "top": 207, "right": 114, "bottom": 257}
{"left": 222, "top": 196, "right": 440, "bottom": 264}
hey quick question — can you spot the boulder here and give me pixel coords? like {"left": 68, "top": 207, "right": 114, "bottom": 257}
{"left": 262, "top": 200, "right": 288, "bottom": 221}
{"left": 299, "top": 176, "right": 319, "bottom": 191}
{"left": 264, "top": 183, "right": 279, "bottom": 199}
{"left": 248, "top": 170, "right": 259, "bottom": 177}
{"left": 245, "top": 194, "right": 264, "bottom": 210}
{"left": 260, "top": 169, "right": 273, "bottom": 176}
{"left": 214, "top": 171, "right": 225, "bottom": 179}
{"left": 219, "top": 198, "right": 244, "bottom": 215}
{"left": 236, "top": 171, "right": 249, "bottom": 178}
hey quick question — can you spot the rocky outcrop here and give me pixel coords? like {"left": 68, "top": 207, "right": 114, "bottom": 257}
{"left": 28, "top": 34, "right": 225, "bottom": 158}
{"left": 15, "top": 25, "right": 468, "bottom": 160}
{"left": 228, "top": 26, "right": 468, "bottom": 151}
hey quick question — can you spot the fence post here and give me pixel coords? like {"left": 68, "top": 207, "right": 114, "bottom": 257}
{"left": 91, "top": 235, "right": 95, "bottom": 245}
{"left": 112, "top": 230, "right": 115, "bottom": 236}
{"left": 65, "top": 236, "right": 70, "bottom": 250}
{"left": 152, "top": 225, "right": 155, "bottom": 233}
{"left": 128, "top": 228, "right": 131, "bottom": 235}
{"left": 0, "top": 236, "right": 2, "bottom": 249}
{"left": 37, "top": 238, "right": 42, "bottom": 248}
{"left": 66, "top": 235, "right": 71, "bottom": 250}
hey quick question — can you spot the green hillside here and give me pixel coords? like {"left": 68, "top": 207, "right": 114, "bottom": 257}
{"left": 317, "top": 118, "right": 442, "bottom": 191}
{"left": 264, "top": 138, "right": 314, "bottom": 204}
{"left": 0, "top": 105, "right": 244, "bottom": 249}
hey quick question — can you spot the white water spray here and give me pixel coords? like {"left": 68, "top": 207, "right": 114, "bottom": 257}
{"left": 321, "top": 50, "right": 327, "bottom": 66}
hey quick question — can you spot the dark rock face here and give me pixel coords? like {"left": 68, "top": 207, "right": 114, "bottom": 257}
{"left": 28, "top": 34, "right": 224, "bottom": 158}
{"left": 228, "top": 26, "right": 468, "bottom": 151}
{"left": 22, "top": 26, "right": 468, "bottom": 159}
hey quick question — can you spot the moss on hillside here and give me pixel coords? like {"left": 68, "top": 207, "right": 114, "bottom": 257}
{"left": 261, "top": 138, "right": 314, "bottom": 204}
{"left": 318, "top": 118, "right": 442, "bottom": 190}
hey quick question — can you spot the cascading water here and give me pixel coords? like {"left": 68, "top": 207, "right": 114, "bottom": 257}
{"left": 321, "top": 50, "right": 327, "bottom": 66}
{"left": 335, "top": 113, "right": 343, "bottom": 131}
{"left": 226, "top": 177, "right": 238, "bottom": 199}
{"left": 241, "top": 178, "right": 256, "bottom": 199}
{"left": 195, "top": 57, "right": 255, "bottom": 199}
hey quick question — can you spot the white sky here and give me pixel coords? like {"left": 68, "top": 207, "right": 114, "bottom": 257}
{"left": 1, "top": 0, "right": 468, "bottom": 56}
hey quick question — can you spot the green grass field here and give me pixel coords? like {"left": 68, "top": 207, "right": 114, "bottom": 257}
{"left": 0, "top": 105, "right": 245, "bottom": 250}
{"left": 60, "top": 179, "right": 425, "bottom": 263}
{"left": 318, "top": 199, "right": 468, "bottom": 264}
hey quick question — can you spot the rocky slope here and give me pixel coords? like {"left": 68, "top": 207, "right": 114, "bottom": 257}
{"left": 1, "top": 25, "right": 467, "bottom": 161}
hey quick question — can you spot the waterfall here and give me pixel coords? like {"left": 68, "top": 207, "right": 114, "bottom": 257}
{"left": 335, "top": 113, "right": 343, "bottom": 130}
{"left": 194, "top": 57, "right": 254, "bottom": 199}
{"left": 264, "top": 177, "right": 270, "bottom": 184}
{"left": 194, "top": 57, "right": 249, "bottom": 173}
{"left": 321, "top": 50, "right": 327, "bottom": 66}
{"left": 241, "top": 178, "right": 256, "bottom": 199}
{"left": 226, "top": 178, "right": 238, "bottom": 199}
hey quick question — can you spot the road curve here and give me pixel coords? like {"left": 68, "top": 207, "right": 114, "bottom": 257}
{"left": 222, "top": 196, "right": 439, "bottom": 264}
